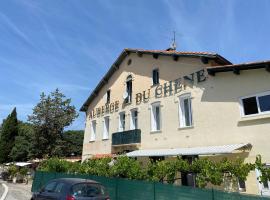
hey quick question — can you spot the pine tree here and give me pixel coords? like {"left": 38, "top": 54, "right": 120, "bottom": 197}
{"left": 0, "top": 108, "right": 18, "bottom": 163}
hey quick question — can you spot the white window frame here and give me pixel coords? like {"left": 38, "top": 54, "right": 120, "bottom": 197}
{"left": 90, "top": 120, "right": 96, "bottom": 142}
{"left": 151, "top": 102, "right": 161, "bottom": 132}
{"left": 118, "top": 112, "right": 126, "bottom": 132}
{"left": 240, "top": 91, "right": 270, "bottom": 117}
{"left": 103, "top": 117, "right": 109, "bottom": 140}
{"left": 179, "top": 93, "right": 193, "bottom": 128}
{"left": 130, "top": 109, "right": 138, "bottom": 130}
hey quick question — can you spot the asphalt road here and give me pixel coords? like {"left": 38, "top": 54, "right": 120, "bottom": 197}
{"left": 0, "top": 181, "right": 32, "bottom": 200}
{"left": 0, "top": 183, "right": 4, "bottom": 198}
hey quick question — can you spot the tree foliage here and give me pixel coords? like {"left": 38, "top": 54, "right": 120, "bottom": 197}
{"left": 10, "top": 122, "right": 34, "bottom": 161}
{"left": 38, "top": 155, "right": 269, "bottom": 190}
{"left": 0, "top": 108, "right": 18, "bottom": 163}
{"left": 28, "top": 89, "right": 78, "bottom": 158}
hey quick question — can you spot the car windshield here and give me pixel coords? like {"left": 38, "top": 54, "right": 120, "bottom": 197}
{"left": 71, "top": 183, "right": 105, "bottom": 197}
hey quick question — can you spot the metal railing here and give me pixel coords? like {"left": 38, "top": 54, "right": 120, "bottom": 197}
{"left": 112, "top": 129, "right": 141, "bottom": 146}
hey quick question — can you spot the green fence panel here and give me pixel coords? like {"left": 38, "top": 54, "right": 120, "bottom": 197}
{"left": 117, "top": 178, "right": 154, "bottom": 200}
{"left": 213, "top": 190, "right": 270, "bottom": 200}
{"left": 31, "top": 171, "right": 270, "bottom": 200}
{"left": 31, "top": 171, "right": 44, "bottom": 192}
{"left": 155, "top": 183, "right": 212, "bottom": 200}
{"left": 87, "top": 175, "right": 117, "bottom": 200}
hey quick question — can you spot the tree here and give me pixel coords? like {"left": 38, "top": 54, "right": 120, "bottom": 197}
{"left": 0, "top": 108, "right": 18, "bottom": 163}
{"left": 61, "top": 130, "right": 84, "bottom": 157}
{"left": 28, "top": 89, "right": 78, "bottom": 158}
{"left": 10, "top": 122, "right": 34, "bottom": 161}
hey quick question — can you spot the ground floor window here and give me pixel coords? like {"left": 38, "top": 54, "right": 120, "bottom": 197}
{"left": 103, "top": 117, "right": 109, "bottom": 140}
{"left": 90, "top": 120, "right": 96, "bottom": 141}
{"left": 130, "top": 109, "right": 138, "bottom": 130}
{"left": 151, "top": 102, "right": 161, "bottom": 131}
{"left": 179, "top": 93, "right": 193, "bottom": 128}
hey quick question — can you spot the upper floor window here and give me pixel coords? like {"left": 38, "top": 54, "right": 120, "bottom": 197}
{"left": 152, "top": 69, "right": 159, "bottom": 85}
{"left": 103, "top": 117, "right": 109, "bottom": 140}
{"left": 106, "top": 90, "right": 111, "bottom": 104}
{"left": 130, "top": 109, "right": 138, "bottom": 130}
{"left": 119, "top": 112, "right": 126, "bottom": 131}
{"left": 179, "top": 94, "right": 193, "bottom": 128}
{"left": 151, "top": 102, "right": 161, "bottom": 131}
{"left": 90, "top": 120, "right": 96, "bottom": 141}
{"left": 240, "top": 91, "right": 270, "bottom": 116}
{"left": 125, "top": 75, "right": 132, "bottom": 103}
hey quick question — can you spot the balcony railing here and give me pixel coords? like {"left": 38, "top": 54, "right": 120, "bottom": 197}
{"left": 112, "top": 129, "right": 141, "bottom": 146}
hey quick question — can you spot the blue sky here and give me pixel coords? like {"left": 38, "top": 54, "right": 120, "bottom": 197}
{"left": 1, "top": 0, "right": 270, "bottom": 130}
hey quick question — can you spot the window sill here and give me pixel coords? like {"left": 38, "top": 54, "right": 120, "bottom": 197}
{"left": 239, "top": 113, "right": 270, "bottom": 122}
{"left": 89, "top": 140, "right": 95, "bottom": 143}
{"left": 150, "top": 130, "right": 162, "bottom": 134}
{"left": 102, "top": 138, "right": 109, "bottom": 141}
{"left": 178, "top": 126, "right": 194, "bottom": 130}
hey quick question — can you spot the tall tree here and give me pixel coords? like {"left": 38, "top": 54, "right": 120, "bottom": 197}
{"left": 28, "top": 89, "right": 78, "bottom": 158}
{"left": 0, "top": 108, "right": 18, "bottom": 163}
{"left": 10, "top": 122, "right": 34, "bottom": 161}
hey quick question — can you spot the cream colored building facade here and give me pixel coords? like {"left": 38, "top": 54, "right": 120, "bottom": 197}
{"left": 81, "top": 48, "right": 270, "bottom": 196}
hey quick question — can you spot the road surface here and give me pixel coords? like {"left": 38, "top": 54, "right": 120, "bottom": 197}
{"left": 0, "top": 181, "right": 32, "bottom": 200}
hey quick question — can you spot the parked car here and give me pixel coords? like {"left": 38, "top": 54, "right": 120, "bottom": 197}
{"left": 31, "top": 178, "right": 110, "bottom": 200}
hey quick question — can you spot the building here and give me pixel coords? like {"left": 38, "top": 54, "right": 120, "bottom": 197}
{"left": 80, "top": 48, "right": 270, "bottom": 195}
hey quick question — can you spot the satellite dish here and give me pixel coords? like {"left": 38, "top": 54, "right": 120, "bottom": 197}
{"left": 123, "top": 91, "right": 128, "bottom": 99}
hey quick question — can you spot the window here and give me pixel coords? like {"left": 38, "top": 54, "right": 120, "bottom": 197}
{"left": 106, "top": 90, "right": 110, "bottom": 104}
{"left": 103, "top": 117, "right": 109, "bottom": 140}
{"left": 151, "top": 102, "right": 161, "bottom": 131}
{"left": 90, "top": 120, "right": 96, "bottom": 141}
{"left": 179, "top": 94, "right": 193, "bottom": 128}
{"left": 125, "top": 75, "right": 132, "bottom": 103}
{"left": 119, "top": 112, "right": 126, "bottom": 131}
{"left": 54, "top": 182, "right": 65, "bottom": 193}
{"left": 44, "top": 181, "right": 57, "bottom": 192}
{"left": 130, "top": 109, "right": 138, "bottom": 130}
{"left": 71, "top": 183, "right": 105, "bottom": 197}
{"left": 152, "top": 69, "right": 159, "bottom": 85}
{"left": 241, "top": 91, "right": 270, "bottom": 116}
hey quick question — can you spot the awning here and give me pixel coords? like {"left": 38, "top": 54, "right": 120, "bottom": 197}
{"left": 126, "top": 143, "right": 251, "bottom": 157}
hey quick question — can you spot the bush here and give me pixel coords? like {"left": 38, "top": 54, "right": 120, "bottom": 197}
{"left": 38, "top": 155, "right": 266, "bottom": 189}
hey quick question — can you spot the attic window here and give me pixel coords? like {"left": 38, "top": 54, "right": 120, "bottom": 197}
{"left": 127, "top": 59, "right": 132, "bottom": 65}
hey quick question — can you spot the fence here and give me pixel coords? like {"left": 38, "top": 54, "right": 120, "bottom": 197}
{"left": 32, "top": 171, "right": 270, "bottom": 200}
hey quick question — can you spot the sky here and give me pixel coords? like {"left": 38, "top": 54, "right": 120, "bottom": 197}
{"left": 1, "top": 0, "right": 270, "bottom": 130}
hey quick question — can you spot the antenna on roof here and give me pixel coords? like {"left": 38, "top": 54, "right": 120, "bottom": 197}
{"left": 166, "top": 31, "right": 177, "bottom": 51}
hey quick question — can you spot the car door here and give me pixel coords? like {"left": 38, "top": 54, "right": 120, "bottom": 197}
{"left": 71, "top": 183, "right": 107, "bottom": 200}
{"left": 35, "top": 181, "right": 57, "bottom": 200}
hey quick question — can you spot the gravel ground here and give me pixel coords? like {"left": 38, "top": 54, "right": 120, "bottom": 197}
{"left": 0, "top": 181, "right": 32, "bottom": 200}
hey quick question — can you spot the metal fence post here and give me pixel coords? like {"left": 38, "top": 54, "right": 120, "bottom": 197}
{"left": 212, "top": 188, "right": 214, "bottom": 200}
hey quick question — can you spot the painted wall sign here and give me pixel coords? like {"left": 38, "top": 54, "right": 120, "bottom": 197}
{"left": 89, "top": 69, "right": 207, "bottom": 119}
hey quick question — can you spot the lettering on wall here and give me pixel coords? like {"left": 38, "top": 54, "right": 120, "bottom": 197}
{"left": 89, "top": 69, "right": 207, "bottom": 119}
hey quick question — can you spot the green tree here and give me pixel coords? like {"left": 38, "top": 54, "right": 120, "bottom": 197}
{"left": 28, "top": 89, "right": 78, "bottom": 158}
{"left": 0, "top": 108, "right": 18, "bottom": 163}
{"left": 10, "top": 122, "right": 34, "bottom": 161}
{"left": 61, "top": 130, "right": 84, "bottom": 157}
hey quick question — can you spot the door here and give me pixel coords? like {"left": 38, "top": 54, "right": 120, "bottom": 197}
{"left": 36, "top": 181, "right": 63, "bottom": 200}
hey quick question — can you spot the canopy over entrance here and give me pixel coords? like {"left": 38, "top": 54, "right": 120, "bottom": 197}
{"left": 126, "top": 143, "right": 251, "bottom": 157}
